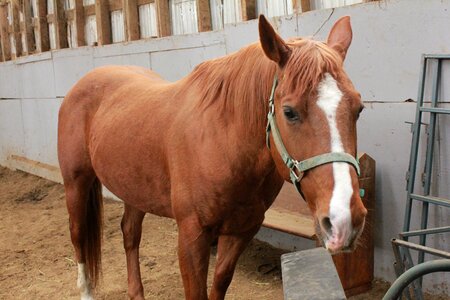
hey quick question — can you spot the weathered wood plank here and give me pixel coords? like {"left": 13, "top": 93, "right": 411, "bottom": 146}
{"left": 124, "top": 0, "right": 139, "bottom": 40}
{"left": 155, "top": 0, "right": 169, "bottom": 37}
{"left": 36, "top": 0, "right": 50, "bottom": 52}
{"left": 196, "top": 0, "right": 211, "bottom": 32}
{"left": 241, "top": 0, "right": 256, "bottom": 21}
{"left": 23, "top": 0, "right": 36, "bottom": 53}
{"left": 0, "top": 3, "right": 11, "bottom": 60}
{"left": 263, "top": 208, "right": 316, "bottom": 239}
{"left": 95, "top": 0, "right": 111, "bottom": 45}
{"left": 300, "top": 0, "right": 310, "bottom": 12}
{"left": 84, "top": 4, "right": 95, "bottom": 16}
{"left": 136, "top": 0, "right": 152, "bottom": 6}
{"left": 11, "top": 0, "right": 23, "bottom": 57}
{"left": 53, "top": 0, "right": 68, "bottom": 48}
{"left": 109, "top": 0, "right": 122, "bottom": 11}
{"left": 74, "top": 0, "right": 85, "bottom": 46}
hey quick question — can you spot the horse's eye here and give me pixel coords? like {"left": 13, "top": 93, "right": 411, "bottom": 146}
{"left": 283, "top": 106, "right": 299, "bottom": 122}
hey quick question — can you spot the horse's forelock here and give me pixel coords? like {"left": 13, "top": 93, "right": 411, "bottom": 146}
{"left": 283, "top": 39, "right": 344, "bottom": 98}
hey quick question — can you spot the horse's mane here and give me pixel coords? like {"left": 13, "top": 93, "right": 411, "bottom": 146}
{"left": 181, "top": 38, "right": 343, "bottom": 133}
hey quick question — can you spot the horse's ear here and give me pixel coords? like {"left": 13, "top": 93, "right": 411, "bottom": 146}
{"left": 327, "top": 16, "right": 353, "bottom": 60}
{"left": 259, "top": 15, "right": 291, "bottom": 67}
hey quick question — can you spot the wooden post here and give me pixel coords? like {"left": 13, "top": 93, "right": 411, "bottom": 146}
{"left": 241, "top": 0, "right": 256, "bottom": 21}
{"left": 36, "top": 0, "right": 50, "bottom": 52}
{"left": 299, "top": 0, "right": 310, "bottom": 13}
{"left": 0, "top": 2, "right": 11, "bottom": 60}
{"left": 155, "top": 0, "right": 169, "bottom": 37}
{"left": 74, "top": 0, "right": 85, "bottom": 46}
{"left": 123, "top": 0, "right": 139, "bottom": 40}
{"left": 196, "top": 0, "right": 211, "bottom": 32}
{"left": 95, "top": 0, "right": 111, "bottom": 45}
{"left": 23, "top": 0, "right": 36, "bottom": 53}
{"left": 11, "top": 0, "right": 23, "bottom": 57}
{"left": 53, "top": 0, "right": 67, "bottom": 48}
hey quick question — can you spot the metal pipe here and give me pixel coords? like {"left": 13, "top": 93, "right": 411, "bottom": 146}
{"left": 382, "top": 260, "right": 450, "bottom": 300}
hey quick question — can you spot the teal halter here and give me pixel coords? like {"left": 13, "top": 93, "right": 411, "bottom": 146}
{"left": 265, "top": 75, "right": 361, "bottom": 196}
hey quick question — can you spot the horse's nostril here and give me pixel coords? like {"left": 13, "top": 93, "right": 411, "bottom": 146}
{"left": 321, "top": 217, "right": 333, "bottom": 236}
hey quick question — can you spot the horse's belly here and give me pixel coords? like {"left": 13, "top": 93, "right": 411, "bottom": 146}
{"left": 89, "top": 108, "right": 173, "bottom": 218}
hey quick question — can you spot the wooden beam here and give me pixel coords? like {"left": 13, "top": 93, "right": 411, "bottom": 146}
{"left": 95, "top": 0, "right": 111, "bottom": 45}
{"left": 11, "top": 0, "right": 23, "bottom": 57}
{"left": 36, "top": 0, "right": 50, "bottom": 52}
{"left": 0, "top": 3, "right": 11, "bottom": 60}
{"left": 108, "top": 0, "right": 122, "bottom": 11}
{"left": 196, "top": 0, "right": 211, "bottom": 32}
{"left": 123, "top": 0, "right": 139, "bottom": 40}
{"left": 84, "top": 4, "right": 95, "bottom": 16}
{"left": 299, "top": 0, "right": 310, "bottom": 13}
{"left": 23, "top": 0, "right": 36, "bottom": 54}
{"left": 53, "top": 0, "right": 68, "bottom": 48}
{"left": 74, "top": 0, "right": 85, "bottom": 46}
{"left": 136, "top": 0, "right": 152, "bottom": 6}
{"left": 241, "top": 0, "right": 256, "bottom": 21}
{"left": 155, "top": 0, "right": 169, "bottom": 37}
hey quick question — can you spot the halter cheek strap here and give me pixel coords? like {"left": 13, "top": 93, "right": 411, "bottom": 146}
{"left": 265, "top": 75, "right": 361, "bottom": 197}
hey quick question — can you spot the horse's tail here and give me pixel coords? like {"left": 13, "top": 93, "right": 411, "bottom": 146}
{"left": 84, "top": 177, "right": 103, "bottom": 288}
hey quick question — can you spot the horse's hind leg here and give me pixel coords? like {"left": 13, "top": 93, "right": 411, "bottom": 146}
{"left": 121, "top": 204, "right": 146, "bottom": 300}
{"left": 64, "top": 174, "right": 103, "bottom": 300}
{"left": 209, "top": 227, "right": 260, "bottom": 300}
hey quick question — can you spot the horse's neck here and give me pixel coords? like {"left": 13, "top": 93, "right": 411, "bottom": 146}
{"left": 180, "top": 44, "right": 276, "bottom": 141}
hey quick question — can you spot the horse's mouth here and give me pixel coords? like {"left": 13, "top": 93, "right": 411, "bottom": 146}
{"left": 314, "top": 220, "right": 363, "bottom": 254}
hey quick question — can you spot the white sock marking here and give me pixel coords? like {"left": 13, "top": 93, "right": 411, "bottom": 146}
{"left": 316, "top": 73, "right": 353, "bottom": 246}
{"left": 77, "top": 263, "right": 94, "bottom": 300}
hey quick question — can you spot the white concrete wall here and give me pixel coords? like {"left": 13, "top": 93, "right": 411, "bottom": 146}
{"left": 1, "top": 0, "right": 449, "bottom": 294}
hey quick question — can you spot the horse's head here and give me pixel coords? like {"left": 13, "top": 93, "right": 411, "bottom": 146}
{"left": 259, "top": 15, "right": 367, "bottom": 253}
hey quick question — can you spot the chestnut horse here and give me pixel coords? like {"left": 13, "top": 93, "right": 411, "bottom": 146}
{"left": 58, "top": 15, "right": 367, "bottom": 300}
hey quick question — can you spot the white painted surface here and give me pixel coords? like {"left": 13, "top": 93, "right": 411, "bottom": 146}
{"left": 210, "top": 0, "right": 242, "bottom": 31}
{"left": 0, "top": 0, "right": 449, "bottom": 294}
{"left": 257, "top": 0, "right": 293, "bottom": 17}
{"left": 84, "top": 15, "right": 98, "bottom": 46}
{"left": 139, "top": 3, "right": 158, "bottom": 38}
{"left": 111, "top": 10, "right": 125, "bottom": 43}
{"left": 170, "top": 0, "right": 198, "bottom": 35}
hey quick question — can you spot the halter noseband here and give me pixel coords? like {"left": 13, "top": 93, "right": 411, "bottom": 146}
{"left": 265, "top": 75, "right": 361, "bottom": 196}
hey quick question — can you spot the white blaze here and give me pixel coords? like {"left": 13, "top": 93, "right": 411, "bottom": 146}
{"left": 77, "top": 263, "right": 94, "bottom": 300}
{"left": 316, "top": 73, "right": 353, "bottom": 246}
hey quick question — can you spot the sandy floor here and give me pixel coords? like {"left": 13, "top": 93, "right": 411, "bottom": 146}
{"left": 0, "top": 166, "right": 445, "bottom": 299}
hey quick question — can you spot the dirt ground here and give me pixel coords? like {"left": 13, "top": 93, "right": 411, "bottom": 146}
{"left": 0, "top": 166, "right": 445, "bottom": 300}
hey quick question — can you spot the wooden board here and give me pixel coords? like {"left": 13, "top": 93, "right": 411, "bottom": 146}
{"left": 263, "top": 208, "right": 315, "bottom": 239}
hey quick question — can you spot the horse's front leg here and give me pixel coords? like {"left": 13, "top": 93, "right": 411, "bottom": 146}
{"left": 177, "top": 217, "right": 213, "bottom": 300}
{"left": 121, "top": 204, "right": 146, "bottom": 300}
{"left": 209, "top": 227, "right": 260, "bottom": 300}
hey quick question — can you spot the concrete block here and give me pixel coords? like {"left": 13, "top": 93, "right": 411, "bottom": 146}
{"left": 19, "top": 57, "right": 56, "bottom": 99}
{"left": 94, "top": 53, "right": 151, "bottom": 68}
{"left": 93, "top": 31, "right": 225, "bottom": 57}
{"left": 150, "top": 43, "right": 226, "bottom": 81}
{"left": 0, "top": 62, "right": 21, "bottom": 99}
{"left": 281, "top": 248, "right": 346, "bottom": 300}
{"left": 224, "top": 20, "right": 259, "bottom": 54}
{"left": 0, "top": 100, "right": 25, "bottom": 162}
{"left": 21, "top": 98, "right": 62, "bottom": 166}
{"left": 53, "top": 48, "right": 95, "bottom": 97}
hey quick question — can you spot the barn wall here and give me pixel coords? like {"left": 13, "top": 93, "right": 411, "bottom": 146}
{"left": 0, "top": 0, "right": 449, "bottom": 294}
